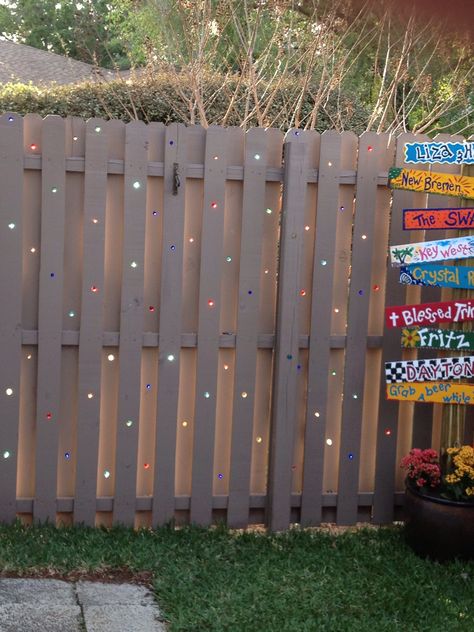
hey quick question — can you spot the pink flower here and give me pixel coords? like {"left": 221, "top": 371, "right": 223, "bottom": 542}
{"left": 400, "top": 448, "right": 441, "bottom": 489}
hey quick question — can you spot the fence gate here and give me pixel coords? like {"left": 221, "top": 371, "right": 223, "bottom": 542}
{"left": 0, "top": 113, "right": 469, "bottom": 528}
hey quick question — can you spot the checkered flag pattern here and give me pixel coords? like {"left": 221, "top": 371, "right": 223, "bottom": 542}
{"left": 385, "top": 361, "right": 406, "bottom": 383}
{"left": 384, "top": 356, "right": 472, "bottom": 384}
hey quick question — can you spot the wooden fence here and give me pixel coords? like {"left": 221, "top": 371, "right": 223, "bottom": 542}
{"left": 0, "top": 114, "right": 471, "bottom": 529}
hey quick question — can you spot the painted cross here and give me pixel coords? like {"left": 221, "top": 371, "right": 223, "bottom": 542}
{"left": 399, "top": 263, "right": 474, "bottom": 290}
{"left": 385, "top": 300, "right": 474, "bottom": 329}
{"left": 390, "top": 236, "right": 474, "bottom": 266}
{"left": 388, "top": 167, "right": 474, "bottom": 200}
{"left": 403, "top": 208, "right": 474, "bottom": 230}
{"left": 386, "top": 382, "right": 474, "bottom": 405}
{"left": 385, "top": 356, "right": 474, "bottom": 384}
{"left": 401, "top": 327, "right": 474, "bottom": 352}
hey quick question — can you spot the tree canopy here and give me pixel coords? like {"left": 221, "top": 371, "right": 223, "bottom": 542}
{"left": 0, "top": 0, "right": 129, "bottom": 68}
{"left": 0, "top": 0, "right": 472, "bottom": 135}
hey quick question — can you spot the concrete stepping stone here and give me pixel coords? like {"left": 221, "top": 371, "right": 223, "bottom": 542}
{"left": 0, "top": 578, "right": 167, "bottom": 632}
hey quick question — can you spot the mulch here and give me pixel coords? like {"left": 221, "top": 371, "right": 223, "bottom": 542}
{"left": 0, "top": 568, "right": 154, "bottom": 587}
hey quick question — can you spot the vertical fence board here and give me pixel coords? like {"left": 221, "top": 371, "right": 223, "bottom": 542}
{"left": 112, "top": 122, "right": 148, "bottom": 525}
{"left": 250, "top": 131, "right": 283, "bottom": 500}
{"left": 143, "top": 122, "right": 165, "bottom": 335}
{"left": 152, "top": 123, "right": 188, "bottom": 525}
{"left": 34, "top": 116, "right": 66, "bottom": 522}
{"left": 0, "top": 113, "right": 23, "bottom": 522}
{"left": 74, "top": 119, "right": 108, "bottom": 525}
{"left": 267, "top": 134, "right": 309, "bottom": 531}
{"left": 418, "top": 133, "right": 465, "bottom": 448}
{"left": 22, "top": 115, "right": 42, "bottom": 333}
{"left": 372, "top": 133, "right": 429, "bottom": 522}
{"left": 190, "top": 127, "right": 228, "bottom": 525}
{"left": 373, "top": 134, "right": 420, "bottom": 523}
{"left": 359, "top": 142, "right": 394, "bottom": 497}
{"left": 336, "top": 132, "right": 391, "bottom": 525}
{"left": 57, "top": 168, "right": 83, "bottom": 501}
{"left": 175, "top": 128, "right": 206, "bottom": 500}
{"left": 300, "top": 131, "right": 357, "bottom": 526}
{"left": 227, "top": 128, "right": 268, "bottom": 528}
{"left": 322, "top": 146, "right": 357, "bottom": 498}
{"left": 213, "top": 127, "right": 245, "bottom": 501}
{"left": 404, "top": 138, "right": 438, "bottom": 452}
{"left": 17, "top": 115, "right": 42, "bottom": 502}
{"left": 96, "top": 123, "right": 125, "bottom": 515}
{"left": 290, "top": 132, "right": 320, "bottom": 496}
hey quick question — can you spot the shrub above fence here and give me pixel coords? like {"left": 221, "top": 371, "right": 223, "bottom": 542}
{"left": 0, "top": 74, "right": 369, "bottom": 132}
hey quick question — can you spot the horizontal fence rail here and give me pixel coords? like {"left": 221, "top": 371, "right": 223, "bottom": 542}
{"left": 0, "top": 113, "right": 470, "bottom": 528}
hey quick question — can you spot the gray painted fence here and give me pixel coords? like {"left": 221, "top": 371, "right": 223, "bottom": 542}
{"left": 0, "top": 114, "right": 470, "bottom": 529}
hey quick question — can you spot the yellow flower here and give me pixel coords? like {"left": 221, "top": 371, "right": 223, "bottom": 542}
{"left": 445, "top": 474, "right": 460, "bottom": 484}
{"left": 450, "top": 446, "right": 474, "bottom": 481}
{"left": 401, "top": 328, "right": 420, "bottom": 348}
{"left": 444, "top": 446, "right": 474, "bottom": 499}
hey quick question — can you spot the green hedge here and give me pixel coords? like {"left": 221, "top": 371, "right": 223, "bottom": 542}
{"left": 0, "top": 72, "right": 370, "bottom": 133}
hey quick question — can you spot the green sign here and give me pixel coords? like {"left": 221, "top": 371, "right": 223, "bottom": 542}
{"left": 401, "top": 327, "right": 474, "bottom": 352}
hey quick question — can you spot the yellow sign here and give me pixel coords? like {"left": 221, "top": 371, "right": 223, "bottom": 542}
{"left": 388, "top": 168, "right": 474, "bottom": 200}
{"left": 386, "top": 381, "right": 474, "bottom": 405}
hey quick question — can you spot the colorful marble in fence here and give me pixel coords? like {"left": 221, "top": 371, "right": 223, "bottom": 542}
{"left": 390, "top": 236, "right": 474, "bottom": 266}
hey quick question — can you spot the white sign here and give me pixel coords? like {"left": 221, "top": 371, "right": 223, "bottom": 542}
{"left": 390, "top": 236, "right": 474, "bottom": 267}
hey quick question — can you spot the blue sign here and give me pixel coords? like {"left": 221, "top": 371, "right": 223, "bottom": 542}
{"left": 404, "top": 142, "right": 474, "bottom": 165}
{"left": 400, "top": 263, "right": 474, "bottom": 290}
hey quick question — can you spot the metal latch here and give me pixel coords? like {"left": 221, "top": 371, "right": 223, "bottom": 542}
{"left": 173, "top": 162, "right": 181, "bottom": 195}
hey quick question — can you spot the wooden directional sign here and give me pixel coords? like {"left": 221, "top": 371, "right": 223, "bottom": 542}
{"left": 386, "top": 382, "right": 474, "bottom": 405}
{"left": 403, "top": 208, "right": 474, "bottom": 230}
{"left": 400, "top": 263, "right": 474, "bottom": 290}
{"left": 385, "top": 356, "right": 474, "bottom": 384}
{"left": 401, "top": 327, "right": 474, "bottom": 352}
{"left": 390, "top": 236, "right": 474, "bottom": 266}
{"left": 385, "top": 300, "right": 474, "bottom": 329}
{"left": 388, "top": 167, "right": 474, "bottom": 200}
{"left": 404, "top": 141, "right": 474, "bottom": 165}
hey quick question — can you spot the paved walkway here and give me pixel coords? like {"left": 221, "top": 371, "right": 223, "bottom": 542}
{"left": 0, "top": 578, "right": 167, "bottom": 631}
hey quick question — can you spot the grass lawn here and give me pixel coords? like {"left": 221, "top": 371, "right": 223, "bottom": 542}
{"left": 0, "top": 522, "right": 473, "bottom": 631}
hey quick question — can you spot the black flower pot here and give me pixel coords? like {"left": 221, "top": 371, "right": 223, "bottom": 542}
{"left": 404, "top": 483, "right": 474, "bottom": 561}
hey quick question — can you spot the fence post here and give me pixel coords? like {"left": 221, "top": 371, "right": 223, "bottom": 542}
{"left": 336, "top": 132, "right": 391, "bottom": 525}
{"left": 267, "top": 133, "right": 309, "bottom": 531}
{"left": 152, "top": 123, "right": 187, "bottom": 526}
{"left": 299, "top": 130, "right": 358, "bottom": 526}
{"left": 190, "top": 126, "right": 229, "bottom": 526}
{"left": 74, "top": 118, "right": 108, "bottom": 526}
{"left": 34, "top": 116, "right": 66, "bottom": 523}
{"left": 112, "top": 121, "right": 148, "bottom": 526}
{"left": 0, "top": 113, "right": 23, "bottom": 523}
{"left": 227, "top": 128, "right": 269, "bottom": 528}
